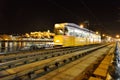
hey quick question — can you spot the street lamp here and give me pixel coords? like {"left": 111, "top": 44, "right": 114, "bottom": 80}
{"left": 102, "top": 34, "right": 105, "bottom": 37}
{"left": 96, "top": 31, "right": 99, "bottom": 34}
{"left": 116, "top": 35, "right": 119, "bottom": 38}
{"left": 80, "top": 24, "right": 84, "bottom": 28}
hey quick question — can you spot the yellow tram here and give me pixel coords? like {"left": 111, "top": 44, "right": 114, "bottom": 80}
{"left": 54, "top": 23, "right": 101, "bottom": 47}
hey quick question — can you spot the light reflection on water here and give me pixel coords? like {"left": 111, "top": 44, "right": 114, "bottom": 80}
{"left": 0, "top": 41, "right": 24, "bottom": 53}
{"left": 0, "top": 41, "right": 39, "bottom": 54}
{"left": 0, "top": 41, "right": 53, "bottom": 54}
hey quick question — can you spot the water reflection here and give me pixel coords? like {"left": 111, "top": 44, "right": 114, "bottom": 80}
{"left": 0, "top": 40, "right": 53, "bottom": 54}
{"left": 0, "top": 41, "right": 51, "bottom": 54}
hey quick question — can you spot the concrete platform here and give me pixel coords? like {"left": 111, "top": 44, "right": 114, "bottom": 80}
{"left": 35, "top": 45, "right": 113, "bottom": 80}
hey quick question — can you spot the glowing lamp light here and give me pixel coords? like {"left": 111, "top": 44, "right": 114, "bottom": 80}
{"left": 55, "top": 24, "right": 60, "bottom": 28}
{"left": 96, "top": 31, "right": 99, "bottom": 34}
{"left": 80, "top": 24, "right": 84, "bottom": 28}
{"left": 116, "top": 35, "right": 119, "bottom": 38}
{"left": 4, "top": 38, "right": 8, "bottom": 40}
{"left": 102, "top": 34, "right": 105, "bottom": 37}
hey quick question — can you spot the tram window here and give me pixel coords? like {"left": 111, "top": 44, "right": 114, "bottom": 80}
{"left": 69, "top": 32, "right": 72, "bottom": 35}
{"left": 81, "top": 34, "right": 84, "bottom": 38}
{"left": 55, "top": 29, "right": 64, "bottom": 35}
{"left": 75, "top": 33, "right": 79, "bottom": 37}
{"left": 79, "top": 34, "right": 82, "bottom": 37}
{"left": 76, "top": 34, "right": 79, "bottom": 37}
{"left": 58, "top": 29, "right": 64, "bottom": 35}
{"left": 69, "top": 32, "right": 74, "bottom": 36}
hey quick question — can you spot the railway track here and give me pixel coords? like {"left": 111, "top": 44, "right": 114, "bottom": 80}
{"left": 35, "top": 44, "right": 115, "bottom": 80}
{"left": 0, "top": 44, "right": 112, "bottom": 80}
{"left": 0, "top": 44, "right": 103, "bottom": 71}
{"left": 0, "top": 46, "right": 88, "bottom": 62}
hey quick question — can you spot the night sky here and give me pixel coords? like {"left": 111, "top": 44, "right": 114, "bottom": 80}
{"left": 0, "top": 0, "right": 120, "bottom": 36}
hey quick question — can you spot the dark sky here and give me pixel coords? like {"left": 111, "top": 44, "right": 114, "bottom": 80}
{"left": 0, "top": 0, "right": 120, "bottom": 36}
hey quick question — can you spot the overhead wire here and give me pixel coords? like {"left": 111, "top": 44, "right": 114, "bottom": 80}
{"left": 79, "top": 0, "right": 105, "bottom": 26}
{"left": 47, "top": 0, "right": 83, "bottom": 21}
{"left": 47, "top": 0, "right": 105, "bottom": 29}
{"left": 79, "top": 0, "right": 108, "bottom": 35}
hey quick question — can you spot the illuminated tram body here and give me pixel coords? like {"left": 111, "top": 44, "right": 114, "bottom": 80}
{"left": 54, "top": 23, "right": 101, "bottom": 47}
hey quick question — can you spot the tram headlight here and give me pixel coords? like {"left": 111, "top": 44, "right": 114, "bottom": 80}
{"left": 55, "top": 40, "right": 60, "bottom": 43}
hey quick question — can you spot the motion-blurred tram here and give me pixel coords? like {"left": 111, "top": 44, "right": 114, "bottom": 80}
{"left": 54, "top": 23, "right": 101, "bottom": 47}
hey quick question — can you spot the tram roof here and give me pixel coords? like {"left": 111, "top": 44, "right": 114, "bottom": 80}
{"left": 55, "top": 23, "right": 98, "bottom": 35}
{"left": 66, "top": 23, "right": 95, "bottom": 34}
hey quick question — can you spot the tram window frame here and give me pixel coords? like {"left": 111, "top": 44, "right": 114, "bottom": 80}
{"left": 64, "top": 27, "right": 68, "bottom": 35}
{"left": 67, "top": 27, "right": 74, "bottom": 36}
